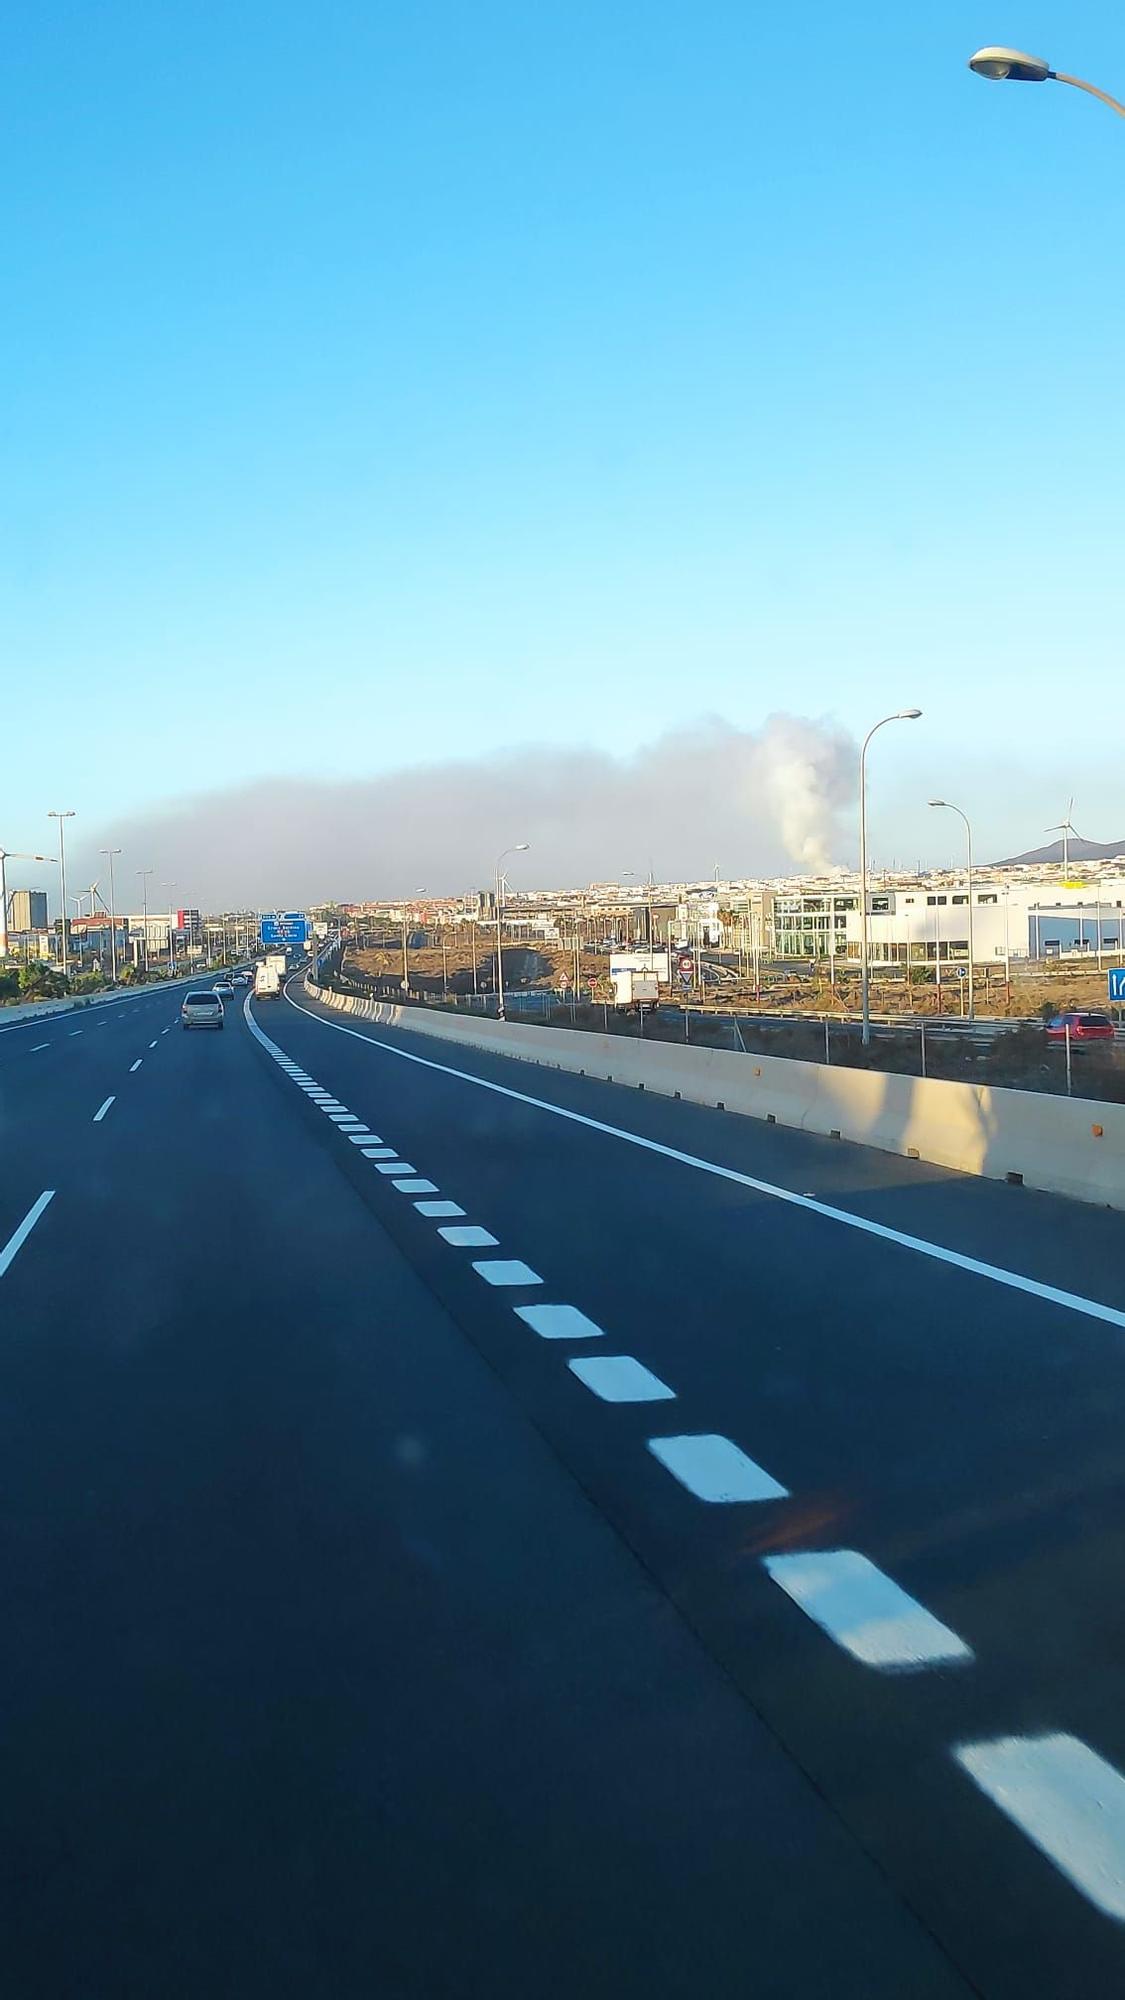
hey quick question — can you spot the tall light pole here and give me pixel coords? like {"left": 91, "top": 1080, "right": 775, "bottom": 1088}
{"left": 48, "top": 812, "right": 76, "bottom": 979}
{"left": 163, "top": 884, "right": 177, "bottom": 974}
{"left": 968, "top": 47, "right": 1125, "bottom": 118}
{"left": 930, "top": 800, "right": 975, "bottom": 1023}
{"left": 100, "top": 848, "right": 121, "bottom": 982}
{"left": 137, "top": 868, "right": 154, "bottom": 972}
{"left": 0, "top": 850, "right": 55, "bottom": 959}
{"left": 495, "top": 844, "right": 529, "bottom": 1020}
{"left": 858, "top": 712, "right": 921, "bottom": 1045}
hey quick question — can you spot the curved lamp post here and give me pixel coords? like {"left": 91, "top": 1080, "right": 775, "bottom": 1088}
{"left": 859, "top": 712, "right": 921, "bottom": 1046}
{"left": 929, "top": 800, "right": 975, "bottom": 1023}
{"left": 968, "top": 47, "right": 1125, "bottom": 118}
{"left": 495, "top": 844, "right": 529, "bottom": 1020}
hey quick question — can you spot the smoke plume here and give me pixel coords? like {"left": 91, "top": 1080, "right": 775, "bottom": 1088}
{"left": 74, "top": 713, "right": 856, "bottom": 908}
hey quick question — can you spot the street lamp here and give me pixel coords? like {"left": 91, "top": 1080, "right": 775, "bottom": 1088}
{"left": 100, "top": 848, "right": 122, "bottom": 983}
{"left": 495, "top": 844, "right": 529, "bottom": 1020}
{"left": 136, "top": 868, "right": 154, "bottom": 972}
{"left": 968, "top": 47, "right": 1125, "bottom": 118}
{"left": 0, "top": 849, "right": 56, "bottom": 960}
{"left": 163, "top": 884, "right": 177, "bottom": 974}
{"left": 929, "top": 800, "right": 975, "bottom": 1023}
{"left": 858, "top": 712, "right": 921, "bottom": 1046}
{"left": 47, "top": 812, "right": 76, "bottom": 979}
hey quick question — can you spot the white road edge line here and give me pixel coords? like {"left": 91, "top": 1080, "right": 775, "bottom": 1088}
{"left": 282, "top": 988, "right": 1125, "bottom": 1333}
{"left": 764, "top": 1549, "right": 972, "bottom": 1672}
{"left": 568, "top": 1355, "right": 676, "bottom": 1403}
{"left": 93, "top": 1097, "right": 115, "bottom": 1123}
{"left": 956, "top": 1733, "right": 1125, "bottom": 1921}
{"left": 0, "top": 1190, "right": 56, "bottom": 1278}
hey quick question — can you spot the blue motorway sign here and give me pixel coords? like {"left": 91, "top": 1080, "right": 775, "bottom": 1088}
{"left": 1107, "top": 968, "right": 1125, "bottom": 1003}
{"left": 260, "top": 911, "right": 310, "bottom": 948}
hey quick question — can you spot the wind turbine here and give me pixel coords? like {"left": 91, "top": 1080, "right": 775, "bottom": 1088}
{"left": 1045, "top": 798, "right": 1087, "bottom": 877}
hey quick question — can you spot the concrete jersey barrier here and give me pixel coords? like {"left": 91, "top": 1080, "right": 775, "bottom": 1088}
{"left": 300, "top": 976, "right": 1125, "bottom": 1211}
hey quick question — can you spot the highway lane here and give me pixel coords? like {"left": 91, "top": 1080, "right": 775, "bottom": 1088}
{"left": 0, "top": 989, "right": 968, "bottom": 1996}
{"left": 264, "top": 977, "right": 1125, "bottom": 1998}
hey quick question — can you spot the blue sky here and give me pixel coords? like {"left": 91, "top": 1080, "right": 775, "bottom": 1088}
{"left": 2, "top": 1, "right": 1123, "bottom": 891}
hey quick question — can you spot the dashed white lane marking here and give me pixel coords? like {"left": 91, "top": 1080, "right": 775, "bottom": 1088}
{"left": 30, "top": 1043, "right": 50, "bottom": 1052}
{"left": 93, "top": 1097, "right": 115, "bottom": 1123}
{"left": 161, "top": 1027, "right": 170, "bottom": 1035}
{"left": 69, "top": 1030, "right": 83, "bottom": 1037}
{"left": 149, "top": 1040, "right": 158, "bottom": 1048}
{"left": 765, "top": 1551, "right": 972, "bottom": 1672}
{"left": 347, "top": 1132, "right": 380, "bottom": 1145}
{"left": 362, "top": 1148, "right": 398, "bottom": 1160}
{"left": 284, "top": 992, "right": 1125, "bottom": 1333}
{"left": 374, "top": 1160, "right": 413, "bottom": 1175}
{"left": 327, "top": 1112, "right": 358, "bottom": 1123}
{"left": 129, "top": 1059, "right": 143, "bottom": 1073}
{"left": 472, "top": 1259, "right": 543, "bottom": 1288}
{"left": 514, "top": 1303, "right": 605, "bottom": 1340}
{"left": 0, "top": 1191, "right": 55, "bottom": 1278}
{"left": 569, "top": 1355, "right": 676, "bottom": 1403}
{"left": 438, "top": 1224, "right": 498, "bottom": 1247}
{"left": 416, "top": 1199, "right": 466, "bottom": 1218}
{"left": 392, "top": 1177, "right": 439, "bottom": 1194}
{"left": 648, "top": 1433, "right": 788, "bottom": 1503}
{"left": 956, "top": 1734, "right": 1125, "bottom": 1921}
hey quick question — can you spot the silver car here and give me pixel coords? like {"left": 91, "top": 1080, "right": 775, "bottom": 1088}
{"left": 181, "top": 989, "right": 225, "bottom": 1030}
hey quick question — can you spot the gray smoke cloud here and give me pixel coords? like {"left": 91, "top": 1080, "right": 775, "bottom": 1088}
{"left": 74, "top": 713, "right": 857, "bottom": 908}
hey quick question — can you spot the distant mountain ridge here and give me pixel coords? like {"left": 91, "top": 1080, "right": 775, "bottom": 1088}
{"left": 993, "top": 835, "right": 1125, "bottom": 867}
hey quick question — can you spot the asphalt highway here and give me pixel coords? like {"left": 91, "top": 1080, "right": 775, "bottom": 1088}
{"left": 4, "top": 973, "right": 1125, "bottom": 1994}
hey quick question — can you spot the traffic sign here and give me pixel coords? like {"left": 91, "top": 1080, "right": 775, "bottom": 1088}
{"left": 261, "top": 912, "right": 309, "bottom": 947}
{"left": 678, "top": 953, "right": 694, "bottom": 974}
{"left": 1108, "top": 968, "right": 1125, "bottom": 1002}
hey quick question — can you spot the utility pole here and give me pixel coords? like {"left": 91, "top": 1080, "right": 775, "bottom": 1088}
{"left": 137, "top": 868, "right": 154, "bottom": 972}
{"left": 48, "top": 812, "right": 76, "bottom": 979}
{"left": 100, "top": 848, "right": 122, "bottom": 983}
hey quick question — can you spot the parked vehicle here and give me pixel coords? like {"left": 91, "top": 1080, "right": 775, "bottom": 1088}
{"left": 181, "top": 990, "right": 224, "bottom": 1031}
{"left": 1045, "top": 1010, "right": 1115, "bottom": 1043}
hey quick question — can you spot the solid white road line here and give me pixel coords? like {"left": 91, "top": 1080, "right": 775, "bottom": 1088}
{"left": 569, "top": 1355, "right": 676, "bottom": 1403}
{"left": 438, "top": 1225, "right": 498, "bottom": 1247}
{"left": 392, "top": 1177, "right": 439, "bottom": 1194}
{"left": 514, "top": 1303, "right": 605, "bottom": 1340}
{"left": 415, "top": 1199, "right": 466, "bottom": 1218}
{"left": 0, "top": 1191, "right": 55, "bottom": 1278}
{"left": 282, "top": 990, "right": 1125, "bottom": 1334}
{"left": 472, "top": 1259, "right": 543, "bottom": 1288}
{"left": 956, "top": 1733, "right": 1125, "bottom": 1921}
{"left": 93, "top": 1097, "right": 115, "bottom": 1123}
{"left": 648, "top": 1433, "right": 788, "bottom": 1504}
{"left": 764, "top": 1551, "right": 972, "bottom": 1672}
{"left": 129, "top": 1059, "right": 143, "bottom": 1072}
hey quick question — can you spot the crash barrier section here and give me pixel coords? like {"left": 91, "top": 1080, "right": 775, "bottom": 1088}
{"left": 302, "top": 977, "right": 1125, "bottom": 1209}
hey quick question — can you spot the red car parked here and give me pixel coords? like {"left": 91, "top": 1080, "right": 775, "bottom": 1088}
{"left": 1045, "top": 1010, "right": 1116, "bottom": 1043}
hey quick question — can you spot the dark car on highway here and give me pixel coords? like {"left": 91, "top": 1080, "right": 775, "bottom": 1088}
{"left": 1045, "top": 1010, "right": 1115, "bottom": 1043}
